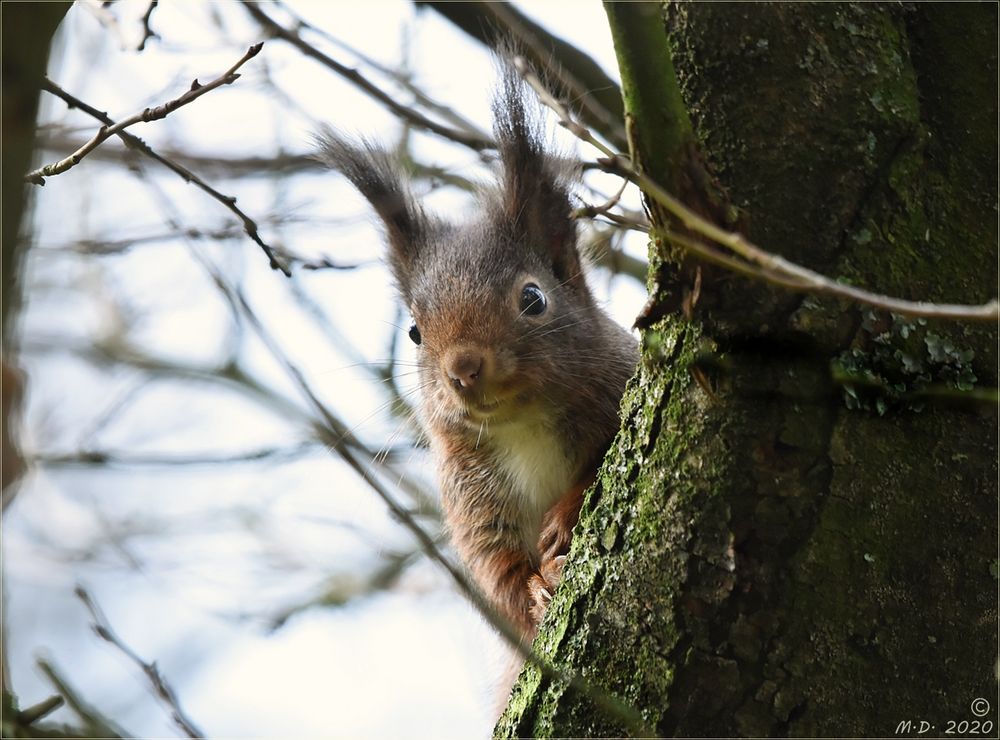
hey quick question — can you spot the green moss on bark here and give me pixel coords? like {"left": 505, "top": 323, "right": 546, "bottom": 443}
{"left": 497, "top": 318, "right": 706, "bottom": 737}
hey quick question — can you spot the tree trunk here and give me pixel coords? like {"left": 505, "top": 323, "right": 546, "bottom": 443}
{"left": 497, "top": 3, "right": 997, "bottom": 737}
{"left": 1, "top": 0, "right": 71, "bottom": 719}
{"left": 1, "top": 1, "right": 71, "bottom": 501}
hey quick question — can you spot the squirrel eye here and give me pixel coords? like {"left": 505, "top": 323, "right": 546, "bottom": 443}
{"left": 408, "top": 322, "right": 421, "bottom": 345}
{"left": 520, "top": 284, "right": 547, "bottom": 316}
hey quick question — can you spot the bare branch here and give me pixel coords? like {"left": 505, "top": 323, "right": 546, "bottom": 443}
{"left": 242, "top": 3, "right": 495, "bottom": 152}
{"left": 35, "top": 75, "right": 292, "bottom": 276}
{"left": 38, "top": 129, "right": 482, "bottom": 192}
{"left": 34, "top": 225, "right": 249, "bottom": 256}
{"left": 575, "top": 177, "right": 628, "bottom": 219}
{"left": 75, "top": 586, "right": 204, "bottom": 739}
{"left": 573, "top": 177, "right": 651, "bottom": 235}
{"left": 27, "top": 43, "right": 263, "bottom": 184}
{"left": 31, "top": 442, "right": 324, "bottom": 469}
{"left": 291, "top": 253, "right": 375, "bottom": 271}
{"left": 137, "top": 0, "right": 159, "bottom": 51}
{"left": 36, "top": 658, "right": 127, "bottom": 738}
{"left": 12, "top": 695, "right": 64, "bottom": 727}
{"left": 36, "top": 128, "right": 323, "bottom": 176}
{"left": 517, "top": 59, "right": 1000, "bottom": 323}
{"left": 632, "top": 160, "right": 1000, "bottom": 321}
{"left": 590, "top": 210, "right": 650, "bottom": 233}
{"left": 21, "top": 335, "right": 314, "bottom": 428}
{"left": 268, "top": 548, "right": 425, "bottom": 630}
{"left": 275, "top": 0, "right": 490, "bottom": 141}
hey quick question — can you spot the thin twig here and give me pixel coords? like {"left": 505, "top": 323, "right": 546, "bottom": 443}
{"left": 37, "top": 128, "right": 323, "bottom": 176}
{"left": 27, "top": 43, "right": 263, "bottom": 183}
{"left": 517, "top": 59, "right": 1000, "bottom": 323}
{"left": 577, "top": 181, "right": 650, "bottom": 235}
{"left": 294, "top": 254, "right": 373, "bottom": 270}
{"left": 268, "top": 548, "right": 424, "bottom": 630}
{"left": 15, "top": 695, "right": 64, "bottom": 726}
{"left": 35, "top": 73, "right": 292, "bottom": 276}
{"left": 137, "top": 0, "right": 158, "bottom": 51}
{"left": 35, "top": 225, "right": 250, "bottom": 256}
{"left": 243, "top": 3, "right": 494, "bottom": 152}
{"left": 39, "top": 127, "right": 482, "bottom": 193}
{"left": 277, "top": 0, "right": 489, "bottom": 141}
{"left": 667, "top": 230, "right": 816, "bottom": 292}
{"left": 36, "top": 658, "right": 127, "bottom": 738}
{"left": 574, "top": 177, "right": 630, "bottom": 221}
{"left": 75, "top": 586, "right": 204, "bottom": 739}
{"left": 621, "top": 158, "right": 1000, "bottom": 321}
{"left": 22, "top": 335, "right": 316, "bottom": 436}
{"left": 32, "top": 442, "right": 324, "bottom": 468}
{"left": 592, "top": 211, "right": 651, "bottom": 233}
{"left": 574, "top": 177, "right": 650, "bottom": 233}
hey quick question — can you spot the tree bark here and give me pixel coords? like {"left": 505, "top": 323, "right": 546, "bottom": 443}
{"left": 2, "top": 1, "right": 70, "bottom": 334}
{"left": 1, "top": 1, "right": 70, "bottom": 502}
{"left": 497, "top": 3, "right": 997, "bottom": 737}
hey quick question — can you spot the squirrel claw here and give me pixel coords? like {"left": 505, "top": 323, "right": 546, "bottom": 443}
{"left": 537, "top": 480, "right": 588, "bottom": 562}
{"left": 528, "top": 555, "right": 567, "bottom": 626}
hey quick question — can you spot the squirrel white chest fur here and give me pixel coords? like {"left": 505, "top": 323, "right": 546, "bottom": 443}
{"left": 486, "top": 416, "right": 576, "bottom": 549}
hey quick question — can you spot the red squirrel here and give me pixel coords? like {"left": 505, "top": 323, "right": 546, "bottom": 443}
{"left": 317, "top": 68, "right": 638, "bottom": 640}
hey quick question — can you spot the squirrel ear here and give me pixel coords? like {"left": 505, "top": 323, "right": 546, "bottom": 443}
{"left": 492, "top": 67, "right": 581, "bottom": 285}
{"left": 314, "top": 127, "right": 425, "bottom": 296}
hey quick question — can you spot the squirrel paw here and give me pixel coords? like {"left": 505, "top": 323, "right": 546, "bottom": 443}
{"left": 528, "top": 555, "right": 566, "bottom": 625}
{"left": 537, "top": 479, "right": 587, "bottom": 562}
{"left": 537, "top": 516, "right": 573, "bottom": 564}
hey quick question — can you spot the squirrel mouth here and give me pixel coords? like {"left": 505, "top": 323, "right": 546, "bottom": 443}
{"left": 455, "top": 380, "right": 532, "bottom": 420}
{"left": 463, "top": 389, "right": 534, "bottom": 421}
{"left": 460, "top": 394, "right": 514, "bottom": 420}
{"left": 468, "top": 398, "right": 502, "bottom": 416}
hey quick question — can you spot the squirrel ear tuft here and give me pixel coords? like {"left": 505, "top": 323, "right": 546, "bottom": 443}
{"left": 314, "top": 127, "right": 425, "bottom": 297}
{"left": 492, "top": 63, "right": 581, "bottom": 285}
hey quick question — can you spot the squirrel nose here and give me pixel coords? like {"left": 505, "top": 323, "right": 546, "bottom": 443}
{"left": 445, "top": 349, "right": 485, "bottom": 391}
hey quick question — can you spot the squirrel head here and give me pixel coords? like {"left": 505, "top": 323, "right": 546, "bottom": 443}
{"left": 316, "top": 68, "right": 618, "bottom": 432}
